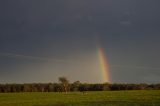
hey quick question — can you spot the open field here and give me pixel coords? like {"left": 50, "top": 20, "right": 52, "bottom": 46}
{"left": 0, "top": 90, "right": 160, "bottom": 106}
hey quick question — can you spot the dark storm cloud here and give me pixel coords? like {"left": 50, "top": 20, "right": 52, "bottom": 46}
{"left": 1, "top": 0, "right": 160, "bottom": 34}
{"left": 0, "top": 0, "right": 160, "bottom": 83}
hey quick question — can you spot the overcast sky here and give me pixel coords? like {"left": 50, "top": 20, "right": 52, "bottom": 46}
{"left": 0, "top": 0, "right": 160, "bottom": 83}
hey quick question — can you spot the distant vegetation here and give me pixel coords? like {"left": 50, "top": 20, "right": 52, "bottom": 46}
{"left": 0, "top": 83, "right": 159, "bottom": 93}
{"left": 0, "top": 83, "right": 160, "bottom": 93}
{"left": 0, "top": 77, "right": 160, "bottom": 93}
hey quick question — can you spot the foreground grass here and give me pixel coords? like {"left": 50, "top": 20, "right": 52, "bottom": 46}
{"left": 0, "top": 90, "right": 160, "bottom": 106}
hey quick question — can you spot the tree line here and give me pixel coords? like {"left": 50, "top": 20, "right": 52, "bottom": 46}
{"left": 0, "top": 77, "right": 160, "bottom": 93}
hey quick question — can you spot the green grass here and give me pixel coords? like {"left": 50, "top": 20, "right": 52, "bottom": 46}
{"left": 0, "top": 90, "right": 160, "bottom": 106}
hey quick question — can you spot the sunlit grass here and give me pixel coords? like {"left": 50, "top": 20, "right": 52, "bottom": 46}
{"left": 0, "top": 90, "right": 160, "bottom": 106}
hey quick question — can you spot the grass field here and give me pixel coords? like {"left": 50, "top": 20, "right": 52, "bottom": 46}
{"left": 0, "top": 90, "right": 160, "bottom": 106}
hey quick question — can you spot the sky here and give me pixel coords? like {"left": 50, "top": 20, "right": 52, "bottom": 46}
{"left": 0, "top": 0, "right": 160, "bottom": 83}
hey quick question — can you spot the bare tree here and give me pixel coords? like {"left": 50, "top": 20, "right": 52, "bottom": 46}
{"left": 58, "top": 77, "right": 70, "bottom": 93}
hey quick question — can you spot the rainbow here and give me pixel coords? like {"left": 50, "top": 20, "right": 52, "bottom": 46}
{"left": 98, "top": 47, "right": 111, "bottom": 83}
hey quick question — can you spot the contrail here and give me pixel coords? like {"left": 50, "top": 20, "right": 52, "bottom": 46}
{"left": 111, "top": 65, "right": 160, "bottom": 70}
{"left": 0, "top": 52, "right": 90, "bottom": 65}
{"left": 1, "top": 52, "right": 160, "bottom": 70}
{"left": 0, "top": 52, "right": 70, "bottom": 63}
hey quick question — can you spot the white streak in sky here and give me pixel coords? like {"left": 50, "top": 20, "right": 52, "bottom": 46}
{"left": 0, "top": 52, "right": 89, "bottom": 65}
{"left": 1, "top": 52, "right": 160, "bottom": 70}
{"left": 0, "top": 52, "right": 69, "bottom": 63}
{"left": 111, "top": 65, "right": 160, "bottom": 70}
